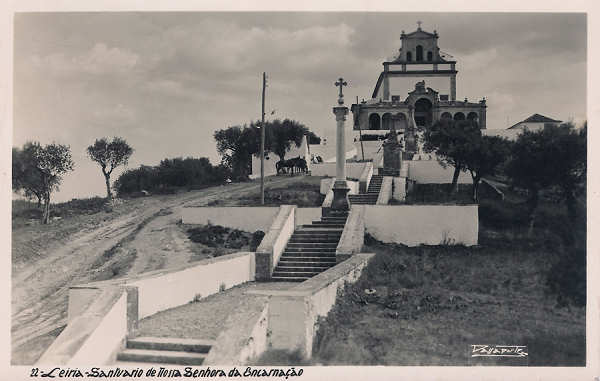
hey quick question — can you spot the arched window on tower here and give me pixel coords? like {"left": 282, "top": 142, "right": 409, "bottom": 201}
{"left": 416, "top": 45, "right": 423, "bottom": 62}
{"left": 406, "top": 51, "right": 412, "bottom": 62}
{"left": 427, "top": 51, "right": 433, "bottom": 61}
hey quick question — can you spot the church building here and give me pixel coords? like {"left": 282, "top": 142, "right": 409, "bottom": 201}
{"left": 351, "top": 22, "right": 487, "bottom": 150}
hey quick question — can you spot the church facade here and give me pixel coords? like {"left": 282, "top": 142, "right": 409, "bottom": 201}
{"left": 351, "top": 23, "right": 487, "bottom": 138}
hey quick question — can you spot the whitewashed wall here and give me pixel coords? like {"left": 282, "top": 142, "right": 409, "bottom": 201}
{"left": 311, "top": 162, "right": 368, "bottom": 179}
{"left": 129, "top": 252, "right": 256, "bottom": 319}
{"left": 364, "top": 205, "right": 478, "bottom": 246}
{"left": 407, "top": 161, "right": 471, "bottom": 184}
{"left": 182, "top": 207, "right": 279, "bottom": 231}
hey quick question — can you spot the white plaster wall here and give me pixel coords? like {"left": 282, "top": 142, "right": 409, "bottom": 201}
{"left": 393, "top": 177, "right": 407, "bottom": 201}
{"left": 354, "top": 140, "right": 384, "bottom": 161}
{"left": 129, "top": 253, "right": 255, "bottom": 319}
{"left": 407, "top": 161, "right": 471, "bottom": 184}
{"left": 67, "top": 288, "right": 102, "bottom": 323}
{"left": 68, "top": 292, "right": 128, "bottom": 365}
{"left": 311, "top": 162, "right": 367, "bottom": 179}
{"left": 320, "top": 178, "right": 334, "bottom": 195}
{"left": 364, "top": 205, "right": 478, "bottom": 246}
{"left": 237, "top": 304, "right": 270, "bottom": 364}
{"left": 182, "top": 207, "right": 279, "bottom": 232}
{"left": 272, "top": 208, "right": 295, "bottom": 268}
{"left": 296, "top": 208, "right": 322, "bottom": 227}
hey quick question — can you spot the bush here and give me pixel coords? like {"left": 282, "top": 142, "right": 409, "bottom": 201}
{"left": 114, "top": 157, "right": 230, "bottom": 197}
{"left": 250, "top": 231, "right": 265, "bottom": 251}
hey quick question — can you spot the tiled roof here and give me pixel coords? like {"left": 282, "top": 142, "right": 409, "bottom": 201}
{"left": 508, "top": 113, "right": 562, "bottom": 129}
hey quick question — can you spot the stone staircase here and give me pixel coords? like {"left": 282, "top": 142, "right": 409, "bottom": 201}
{"left": 271, "top": 210, "right": 348, "bottom": 282}
{"left": 116, "top": 337, "right": 215, "bottom": 366}
{"left": 348, "top": 174, "right": 383, "bottom": 205}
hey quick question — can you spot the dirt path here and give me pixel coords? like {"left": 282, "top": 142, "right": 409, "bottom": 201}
{"left": 11, "top": 176, "right": 303, "bottom": 365}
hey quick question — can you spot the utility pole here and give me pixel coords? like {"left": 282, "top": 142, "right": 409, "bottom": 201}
{"left": 260, "top": 72, "right": 266, "bottom": 205}
{"left": 357, "top": 96, "right": 365, "bottom": 161}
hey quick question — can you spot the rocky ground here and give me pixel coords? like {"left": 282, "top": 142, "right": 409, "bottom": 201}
{"left": 11, "top": 175, "right": 314, "bottom": 365}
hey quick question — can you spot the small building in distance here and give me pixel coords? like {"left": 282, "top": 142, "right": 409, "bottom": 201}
{"left": 483, "top": 113, "right": 563, "bottom": 141}
{"left": 507, "top": 113, "right": 562, "bottom": 132}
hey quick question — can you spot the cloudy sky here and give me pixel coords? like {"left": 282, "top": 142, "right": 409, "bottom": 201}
{"left": 13, "top": 12, "right": 586, "bottom": 201}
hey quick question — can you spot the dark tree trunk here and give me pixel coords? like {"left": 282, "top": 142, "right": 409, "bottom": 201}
{"left": 104, "top": 173, "right": 113, "bottom": 200}
{"left": 472, "top": 177, "right": 480, "bottom": 202}
{"left": 36, "top": 195, "right": 42, "bottom": 208}
{"left": 42, "top": 193, "right": 51, "bottom": 224}
{"left": 450, "top": 163, "right": 461, "bottom": 194}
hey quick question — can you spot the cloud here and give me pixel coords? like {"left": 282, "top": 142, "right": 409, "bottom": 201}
{"left": 30, "top": 42, "right": 139, "bottom": 77}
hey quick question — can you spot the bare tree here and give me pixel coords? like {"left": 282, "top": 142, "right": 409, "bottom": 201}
{"left": 87, "top": 137, "right": 134, "bottom": 200}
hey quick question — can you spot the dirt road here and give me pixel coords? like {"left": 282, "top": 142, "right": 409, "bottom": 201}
{"left": 11, "top": 176, "right": 303, "bottom": 364}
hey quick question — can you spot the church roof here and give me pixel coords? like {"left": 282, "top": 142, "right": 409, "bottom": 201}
{"left": 508, "top": 113, "right": 562, "bottom": 129}
{"left": 402, "top": 28, "right": 437, "bottom": 38}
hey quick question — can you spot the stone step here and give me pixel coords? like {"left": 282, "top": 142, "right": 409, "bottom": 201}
{"left": 286, "top": 242, "right": 338, "bottom": 248}
{"left": 271, "top": 276, "right": 309, "bottom": 282}
{"left": 309, "top": 222, "right": 346, "bottom": 227}
{"left": 272, "top": 270, "right": 322, "bottom": 278}
{"left": 116, "top": 349, "right": 206, "bottom": 366}
{"left": 288, "top": 235, "right": 340, "bottom": 243}
{"left": 277, "top": 260, "right": 335, "bottom": 266}
{"left": 127, "top": 337, "right": 214, "bottom": 353}
{"left": 292, "top": 231, "right": 342, "bottom": 236}
{"left": 275, "top": 265, "right": 333, "bottom": 272}
{"left": 281, "top": 251, "right": 336, "bottom": 257}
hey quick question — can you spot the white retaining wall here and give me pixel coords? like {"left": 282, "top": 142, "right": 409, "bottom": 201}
{"left": 407, "top": 161, "right": 471, "bottom": 184}
{"left": 129, "top": 252, "right": 256, "bottom": 319}
{"left": 364, "top": 205, "right": 478, "bottom": 246}
{"left": 182, "top": 207, "right": 279, "bottom": 232}
{"left": 311, "top": 162, "right": 368, "bottom": 179}
{"left": 393, "top": 177, "right": 407, "bottom": 202}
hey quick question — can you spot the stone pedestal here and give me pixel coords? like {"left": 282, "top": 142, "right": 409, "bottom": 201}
{"left": 332, "top": 105, "right": 349, "bottom": 210}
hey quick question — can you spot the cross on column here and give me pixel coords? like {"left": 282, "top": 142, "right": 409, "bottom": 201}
{"left": 335, "top": 77, "right": 347, "bottom": 105}
{"left": 417, "top": 20, "right": 422, "bottom": 29}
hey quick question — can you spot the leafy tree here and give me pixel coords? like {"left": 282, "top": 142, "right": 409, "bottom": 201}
{"left": 87, "top": 137, "right": 134, "bottom": 200}
{"left": 214, "top": 118, "right": 319, "bottom": 179}
{"left": 462, "top": 135, "right": 512, "bottom": 202}
{"left": 13, "top": 142, "right": 74, "bottom": 224}
{"left": 13, "top": 146, "right": 44, "bottom": 207}
{"left": 214, "top": 124, "right": 260, "bottom": 180}
{"left": 505, "top": 123, "right": 586, "bottom": 235}
{"left": 423, "top": 119, "right": 480, "bottom": 193}
{"left": 266, "top": 119, "right": 311, "bottom": 162}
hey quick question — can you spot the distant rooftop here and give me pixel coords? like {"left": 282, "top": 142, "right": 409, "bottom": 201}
{"left": 508, "top": 113, "right": 562, "bottom": 129}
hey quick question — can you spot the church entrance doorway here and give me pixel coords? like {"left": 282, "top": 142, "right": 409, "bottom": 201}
{"left": 414, "top": 98, "right": 433, "bottom": 127}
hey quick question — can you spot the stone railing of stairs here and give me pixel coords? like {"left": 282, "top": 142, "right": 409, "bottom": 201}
{"left": 335, "top": 205, "right": 365, "bottom": 263}
{"left": 246, "top": 253, "right": 375, "bottom": 359}
{"left": 358, "top": 161, "right": 374, "bottom": 193}
{"left": 255, "top": 205, "right": 296, "bottom": 281}
{"left": 376, "top": 176, "right": 393, "bottom": 205}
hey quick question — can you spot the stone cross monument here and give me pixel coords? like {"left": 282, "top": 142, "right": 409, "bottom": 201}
{"left": 331, "top": 78, "right": 350, "bottom": 210}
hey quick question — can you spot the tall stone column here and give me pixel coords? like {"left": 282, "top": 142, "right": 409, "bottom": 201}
{"left": 332, "top": 77, "right": 350, "bottom": 211}
{"left": 331, "top": 106, "right": 349, "bottom": 210}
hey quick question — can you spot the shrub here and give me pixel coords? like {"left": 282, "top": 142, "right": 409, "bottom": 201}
{"left": 250, "top": 231, "right": 265, "bottom": 251}
{"left": 114, "top": 157, "right": 229, "bottom": 197}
